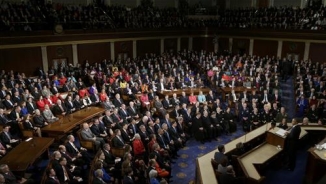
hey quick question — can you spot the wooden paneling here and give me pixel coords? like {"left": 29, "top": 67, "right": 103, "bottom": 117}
{"left": 136, "top": 39, "right": 161, "bottom": 57}
{"left": 164, "top": 38, "right": 177, "bottom": 53}
{"left": 78, "top": 42, "right": 111, "bottom": 65}
{"left": 218, "top": 37, "right": 229, "bottom": 53}
{"left": 180, "top": 37, "right": 189, "bottom": 51}
{"left": 281, "top": 41, "right": 305, "bottom": 60}
{"left": 232, "top": 38, "right": 250, "bottom": 55}
{"left": 0, "top": 47, "right": 42, "bottom": 76}
{"left": 253, "top": 40, "right": 278, "bottom": 57}
{"left": 193, "top": 37, "right": 214, "bottom": 52}
{"left": 309, "top": 43, "right": 326, "bottom": 63}
{"left": 47, "top": 45, "right": 73, "bottom": 68}
{"left": 257, "top": 0, "right": 269, "bottom": 8}
{"left": 114, "top": 41, "right": 132, "bottom": 60}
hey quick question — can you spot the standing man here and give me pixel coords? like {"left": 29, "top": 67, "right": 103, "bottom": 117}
{"left": 285, "top": 118, "right": 301, "bottom": 171}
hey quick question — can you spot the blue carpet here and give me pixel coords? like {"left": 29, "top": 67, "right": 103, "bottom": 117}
{"left": 171, "top": 125, "right": 245, "bottom": 184}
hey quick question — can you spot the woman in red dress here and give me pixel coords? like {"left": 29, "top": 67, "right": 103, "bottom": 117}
{"left": 132, "top": 134, "right": 145, "bottom": 158}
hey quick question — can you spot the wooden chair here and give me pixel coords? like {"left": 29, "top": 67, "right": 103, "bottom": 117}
{"left": 18, "top": 122, "right": 33, "bottom": 138}
{"left": 76, "top": 129, "right": 94, "bottom": 151}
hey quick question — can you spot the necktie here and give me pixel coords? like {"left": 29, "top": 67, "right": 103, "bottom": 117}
{"left": 133, "top": 125, "right": 136, "bottom": 133}
{"left": 118, "top": 136, "right": 124, "bottom": 144}
{"left": 5, "top": 132, "right": 11, "bottom": 140}
{"left": 166, "top": 132, "right": 170, "bottom": 142}
{"left": 160, "top": 135, "right": 166, "bottom": 147}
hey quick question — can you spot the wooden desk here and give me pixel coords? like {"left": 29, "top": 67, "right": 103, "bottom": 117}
{"left": 305, "top": 138, "right": 326, "bottom": 184}
{"left": 238, "top": 143, "right": 281, "bottom": 181}
{"left": 157, "top": 88, "right": 210, "bottom": 98}
{"left": 196, "top": 124, "right": 308, "bottom": 184}
{"left": 219, "top": 86, "right": 254, "bottom": 101}
{"left": 0, "top": 137, "right": 54, "bottom": 172}
{"left": 196, "top": 123, "right": 272, "bottom": 184}
{"left": 41, "top": 107, "right": 105, "bottom": 138}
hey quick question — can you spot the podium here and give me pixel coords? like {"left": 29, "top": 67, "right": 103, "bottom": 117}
{"left": 266, "top": 129, "right": 286, "bottom": 148}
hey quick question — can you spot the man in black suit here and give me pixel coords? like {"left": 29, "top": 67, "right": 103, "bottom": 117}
{"left": 54, "top": 157, "right": 82, "bottom": 184}
{"left": 0, "top": 108, "right": 11, "bottom": 126}
{"left": 179, "top": 92, "right": 189, "bottom": 105}
{"left": 119, "top": 104, "right": 131, "bottom": 121}
{"left": 127, "top": 101, "right": 140, "bottom": 119}
{"left": 112, "top": 129, "right": 125, "bottom": 148}
{"left": 103, "top": 143, "right": 117, "bottom": 166}
{"left": 65, "top": 135, "right": 92, "bottom": 164}
{"left": 122, "top": 167, "right": 134, "bottom": 184}
{"left": 3, "top": 94, "right": 15, "bottom": 109}
{"left": 93, "top": 169, "right": 107, "bottom": 184}
{"left": 112, "top": 93, "right": 124, "bottom": 108}
{"left": 52, "top": 100, "right": 67, "bottom": 116}
{"left": 45, "top": 168, "right": 60, "bottom": 184}
{"left": 65, "top": 95, "right": 76, "bottom": 113}
{"left": 26, "top": 97, "right": 37, "bottom": 114}
{"left": 285, "top": 118, "right": 301, "bottom": 171}
{"left": 0, "top": 125, "right": 19, "bottom": 148}
{"left": 0, "top": 164, "right": 32, "bottom": 184}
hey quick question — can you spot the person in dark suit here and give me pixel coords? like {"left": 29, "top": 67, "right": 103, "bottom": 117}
{"left": 112, "top": 129, "right": 125, "bottom": 148}
{"left": 112, "top": 94, "right": 124, "bottom": 108}
{"left": 3, "top": 94, "right": 15, "bottom": 109}
{"left": 52, "top": 100, "right": 67, "bottom": 116}
{"left": 65, "top": 95, "right": 76, "bottom": 114}
{"left": 26, "top": 97, "right": 37, "bottom": 114}
{"left": 122, "top": 167, "right": 134, "bottom": 184}
{"left": 54, "top": 157, "right": 82, "bottom": 184}
{"left": 219, "top": 165, "right": 239, "bottom": 184}
{"left": 0, "top": 164, "right": 32, "bottom": 184}
{"left": 66, "top": 135, "right": 92, "bottom": 164}
{"left": 45, "top": 168, "right": 61, "bottom": 184}
{"left": 285, "top": 118, "right": 301, "bottom": 171}
{"left": 93, "top": 169, "right": 107, "bottom": 184}
{"left": 23, "top": 114, "right": 42, "bottom": 137}
{"left": 0, "top": 125, "right": 19, "bottom": 148}
{"left": 179, "top": 92, "right": 189, "bottom": 105}
{"left": 214, "top": 145, "right": 228, "bottom": 164}
{"left": 33, "top": 109, "right": 49, "bottom": 127}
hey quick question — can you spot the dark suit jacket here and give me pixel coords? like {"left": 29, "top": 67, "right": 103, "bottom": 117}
{"left": 65, "top": 142, "right": 80, "bottom": 157}
{"left": 3, "top": 171, "right": 19, "bottom": 183}
{"left": 73, "top": 99, "right": 83, "bottom": 110}
{"left": 0, "top": 114, "right": 10, "bottom": 125}
{"left": 54, "top": 164, "right": 73, "bottom": 183}
{"left": 3, "top": 99, "right": 14, "bottom": 109}
{"left": 103, "top": 149, "right": 116, "bottom": 165}
{"left": 162, "top": 99, "right": 171, "bottom": 109}
{"left": 52, "top": 104, "right": 67, "bottom": 116}
{"left": 93, "top": 177, "right": 107, "bottom": 184}
{"left": 23, "top": 120, "right": 35, "bottom": 130}
{"left": 112, "top": 136, "right": 125, "bottom": 148}
{"left": 33, "top": 115, "right": 46, "bottom": 127}
{"left": 122, "top": 176, "right": 134, "bottom": 184}
{"left": 0, "top": 131, "right": 12, "bottom": 145}
{"left": 219, "top": 173, "right": 237, "bottom": 184}
{"left": 120, "top": 129, "right": 131, "bottom": 143}
{"left": 113, "top": 98, "right": 124, "bottom": 108}
{"left": 65, "top": 101, "right": 75, "bottom": 113}
{"left": 118, "top": 109, "right": 129, "bottom": 120}
{"left": 179, "top": 96, "right": 189, "bottom": 105}
{"left": 90, "top": 124, "right": 105, "bottom": 137}
{"left": 127, "top": 106, "right": 139, "bottom": 118}
{"left": 45, "top": 177, "right": 60, "bottom": 184}
{"left": 26, "top": 102, "right": 37, "bottom": 114}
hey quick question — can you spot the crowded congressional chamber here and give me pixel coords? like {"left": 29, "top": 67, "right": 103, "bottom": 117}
{"left": 1, "top": 0, "right": 326, "bottom": 184}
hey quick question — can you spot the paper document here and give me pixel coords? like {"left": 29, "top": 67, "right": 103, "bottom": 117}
{"left": 275, "top": 129, "right": 287, "bottom": 137}
{"left": 321, "top": 143, "right": 326, "bottom": 149}
{"left": 25, "top": 138, "right": 33, "bottom": 142}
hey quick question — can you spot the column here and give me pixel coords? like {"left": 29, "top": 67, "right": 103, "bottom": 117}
{"left": 177, "top": 37, "right": 181, "bottom": 51}
{"left": 269, "top": 0, "right": 274, "bottom": 7}
{"left": 41, "top": 46, "right": 48, "bottom": 72}
{"left": 228, "top": 38, "right": 233, "bottom": 53}
{"left": 251, "top": 0, "right": 257, "bottom": 7}
{"left": 303, "top": 41, "right": 310, "bottom": 61}
{"left": 104, "top": 0, "right": 111, "bottom": 6}
{"left": 188, "top": 37, "right": 193, "bottom": 51}
{"left": 160, "top": 39, "right": 164, "bottom": 54}
{"left": 136, "top": 0, "right": 141, "bottom": 6}
{"left": 277, "top": 40, "right": 283, "bottom": 59}
{"left": 175, "top": 0, "right": 179, "bottom": 8}
{"left": 110, "top": 42, "right": 115, "bottom": 61}
{"left": 72, "top": 44, "right": 78, "bottom": 67}
{"left": 225, "top": 0, "right": 231, "bottom": 9}
{"left": 249, "top": 39, "right": 254, "bottom": 56}
{"left": 133, "top": 40, "right": 137, "bottom": 59}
